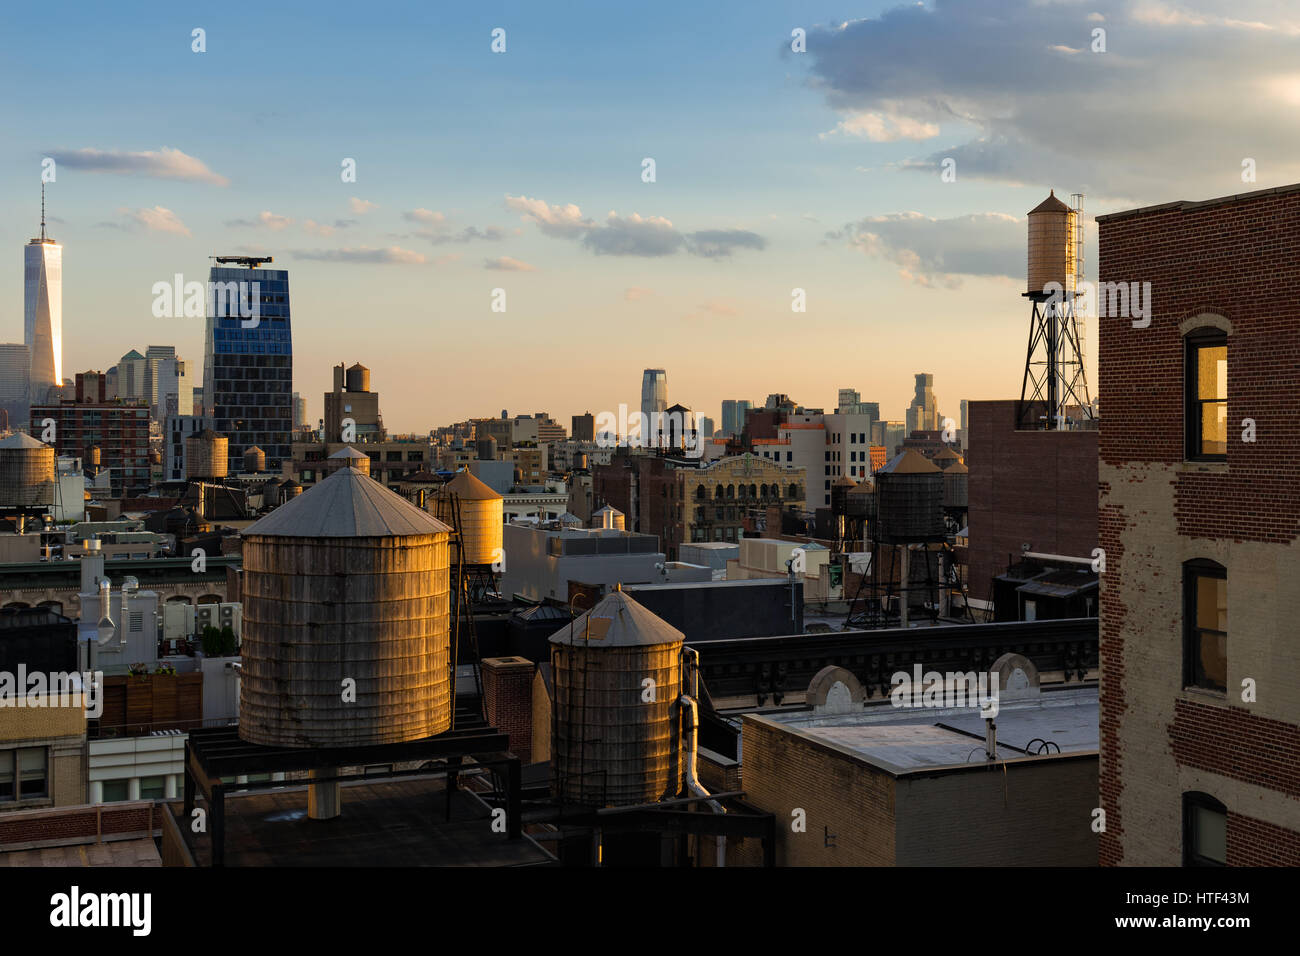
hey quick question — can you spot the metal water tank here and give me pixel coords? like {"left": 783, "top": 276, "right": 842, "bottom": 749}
{"left": 549, "top": 587, "right": 683, "bottom": 807}
{"left": 872, "top": 450, "right": 944, "bottom": 542}
{"left": 243, "top": 445, "right": 266, "bottom": 473}
{"left": 345, "top": 362, "right": 370, "bottom": 393}
{"left": 185, "top": 429, "right": 228, "bottom": 480}
{"left": 476, "top": 436, "right": 497, "bottom": 461}
{"left": 0, "top": 433, "right": 55, "bottom": 507}
{"left": 1027, "top": 190, "right": 1076, "bottom": 295}
{"left": 328, "top": 446, "right": 370, "bottom": 476}
{"left": 943, "top": 460, "right": 969, "bottom": 509}
{"left": 845, "top": 478, "right": 875, "bottom": 518}
{"left": 592, "top": 505, "right": 624, "bottom": 530}
{"left": 432, "top": 469, "right": 504, "bottom": 565}
{"left": 239, "top": 466, "right": 454, "bottom": 747}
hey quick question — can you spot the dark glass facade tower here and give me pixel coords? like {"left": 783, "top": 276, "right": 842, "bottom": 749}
{"left": 203, "top": 264, "right": 293, "bottom": 473}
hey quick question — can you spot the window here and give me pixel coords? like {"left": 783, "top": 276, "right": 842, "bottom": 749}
{"left": 0, "top": 748, "right": 47, "bottom": 802}
{"left": 1183, "top": 792, "right": 1226, "bottom": 866}
{"left": 100, "top": 779, "right": 129, "bottom": 803}
{"left": 1183, "top": 559, "right": 1226, "bottom": 692}
{"left": 139, "top": 776, "right": 166, "bottom": 800}
{"left": 1185, "top": 329, "right": 1227, "bottom": 459}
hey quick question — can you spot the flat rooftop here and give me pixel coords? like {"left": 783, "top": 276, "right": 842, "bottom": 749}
{"left": 179, "top": 776, "right": 556, "bottom": 867}
{"left": 754, "top": 687, "right": 1097, "bottom": 775}
{"left": 0, "top": 838, "right": 160, "bottom": 868}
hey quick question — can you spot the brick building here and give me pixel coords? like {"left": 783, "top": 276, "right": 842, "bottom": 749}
{"left": 31, "top": 374, "right": 150, "bottom": 498}
{"left": 1097, "top": 183, "right": 1300, "bottom": 866}
{"left": 965, "top": 399, "right": 1098, "bottom": 609}
{"left": 593, "top": 453, "right": 805, "bottom": 560}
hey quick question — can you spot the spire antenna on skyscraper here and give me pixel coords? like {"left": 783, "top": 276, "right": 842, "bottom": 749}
{"left": 40, "top": 182, "right": 46, "bottom": 241}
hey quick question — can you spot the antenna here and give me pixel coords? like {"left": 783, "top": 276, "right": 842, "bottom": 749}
{"left": 39, "top": 182, "right": 48, "bottom": 242}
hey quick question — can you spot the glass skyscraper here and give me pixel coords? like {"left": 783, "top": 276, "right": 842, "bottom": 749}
{"left": 24, "top": 198, "right": 61, "bottom": 406}
{"left": 203, "top": 260, "right": 293, "bottom": 473}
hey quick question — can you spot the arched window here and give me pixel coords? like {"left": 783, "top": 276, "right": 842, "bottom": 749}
{"left": 788, "top": 483, "right": 798, "bottom": 499}
{"left": 715, "top": 485, "right": 724, "bottom": 499}
{"left": 760, "top": 483, "right": 769, "bottom": 498}
{"left": 1183, "top": 791, "right": 1227, "bottom": 866}
{"left": 1184, "top": 323, "right": 1227, "bottom": 461}
{"left": 37, "top": 600, "right": 64, "bottom": 616}
{"left": 749, "top": 484, "right": 757, "bottom": 499}
{"left": 1183, "top": 559, "right": 1226, "bottom": 693}
{"left": 696, "top": 486, "right": 706, "bottom": 500}
{"left": 737, "top": 484, "right": 746, "bottom": 499}
{"left": 726, "top": 484, "right": 735, "bottom": 499}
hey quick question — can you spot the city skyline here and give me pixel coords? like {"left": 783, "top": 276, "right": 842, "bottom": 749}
{"left": 16, "top": 1, "right": 1299, "bottom": 430}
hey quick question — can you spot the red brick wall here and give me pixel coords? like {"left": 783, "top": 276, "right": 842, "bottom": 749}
{"left": 1098, "top": 185, "right": 1300, "bottom": 865}
{"left": 966, "top": 399, "right": 1098, "bottom": 604}
{"left": 0, "top": 801, "right": 161, "bottom": 848}
{"left": 481, "top": 657, "right": 535, "bottom": 762}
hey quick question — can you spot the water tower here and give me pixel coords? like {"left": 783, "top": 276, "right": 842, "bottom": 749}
{"left": 1021, "top": 190, "right": 1093, "bottom": 430}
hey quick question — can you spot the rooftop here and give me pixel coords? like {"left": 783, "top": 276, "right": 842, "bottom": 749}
{"left": 752, "top": 686, "right": 1097, "bottom": 775}
{"left": 244, "top": 466, "right": 450, "bottom": 538}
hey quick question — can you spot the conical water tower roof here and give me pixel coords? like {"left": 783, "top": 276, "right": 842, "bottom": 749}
{"left": 439, "top": 469, "right": 501, "bottom": 501}
{"left": 244, "top": 466, "right": 451, "bottom": 538}
{"left": 0, "top": 432, "right": 49, "bottom": 450}
{"left": 877, "top": 448, "right": 941, "bottom": 475}
{"left": 1029, "top": 189, "right": 1071, "bottom": 214}
{"left": 549, "top": 587, "right": 684, "bottom": 647}
{"left": 329, "top": 446, "right": 369, "bottom": 461}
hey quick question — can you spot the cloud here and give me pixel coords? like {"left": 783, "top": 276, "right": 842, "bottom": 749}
{"left": 505, "top": 194, "right": 593, "bottom": 238}
{"left": 349, "top": 197, "right": 377, "bottom": 215}
{"left": 830, "top": 210, "right": 1022, "bottom": 287}
{"left": 700, "top": 300, "right": 739, "bottom": 316}
{"left": 624, "top": 287, "right": 655, "bottom": 300}
{"left": 119, "top": 206, "right": 192, "bottom": 237}
{"left": 293, "top": 246, "right": 426, "bottom": 264}
{"left": 302, "top": 219, "right": 335, "bottom": 237}
{"left": 583, "top": 212, "right": 682, "bottom": 256}
{"left": 506, "top": 194, "right": 767, "bottom": 259}
{"left": 404, "top": 208, "right": 445, "bottom": 225}
{"left": 47, "top": 147, "right": 228, "bottom": 185}
{"left": 484, "top": 256, "right": 538, "bottom": 271}
{"left": 418, "top": 225, "right": 506, "bottom": 245}
{"left": 686, "top": 229, "right": 768, "bottom": 258}
{"left": 798, "top": 0, "right": 1300, "bottom": 203}
{"left": 225, "top": 210, "right": 293, "bottom": 231}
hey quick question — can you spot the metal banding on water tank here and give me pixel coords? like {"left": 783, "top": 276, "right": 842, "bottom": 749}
{"left": 0, "top": 433, "right": 55, "bottom": 507}
{"left": 238, "top": 466, "right": 454, "bottom": 748}
{"left": 185, "top": 429, "right": 228, "bottom": 480}
{"left": 432, "top": 469, "right": 504, "bottom": 566}
{"left": 549, "top": 589, "right": 684, "bottom": 807}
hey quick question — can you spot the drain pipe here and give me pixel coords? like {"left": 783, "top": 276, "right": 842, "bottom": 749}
{"left": 678, "top": 646, "right": 726, "bottom": 867}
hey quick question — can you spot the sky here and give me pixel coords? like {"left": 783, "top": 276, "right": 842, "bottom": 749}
{"left": 4, "top": 0, "right": 1299, "bottom": 434}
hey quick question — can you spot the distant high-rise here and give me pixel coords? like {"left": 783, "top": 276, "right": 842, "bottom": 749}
{"left": 324, "top": 362, "right": 382, "bottom": 443}
{"left": 24, "top": 187, "right": 62, "bottom": 406}
{"left": 203, "top": 257, "right": 293, "bottom": 472}
{"left": 721, "top": 399, "right": 753, "bottom": 438}
{"left": 143, "top": 345, "right": 177, "bottom": 415}
{"left": 114, "top": 349, "right": 146, "bottom": 402}
{"left": 905, "top": 373, "right": 939, "bottom": 434}
{"left": 293, "top": 392, "right": 307, "bottom": 430}
{"left": 0, "top": 344, "right": 31, "bottom": 430}
{"left": 572, "top": 411, "right": 595, "bottom": 442}
{"left": 155, "top": 357, "right": 192, "bottom": 419}
{"left": 640, "top": 368, "right": 667, "bottom": 442}
{"left": 698, "top": 415, "right": 715, "bottom": 440}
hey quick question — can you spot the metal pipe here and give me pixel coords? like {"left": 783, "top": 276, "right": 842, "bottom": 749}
{"left": 678, "top": 647, "right": 725, "bottom": 867}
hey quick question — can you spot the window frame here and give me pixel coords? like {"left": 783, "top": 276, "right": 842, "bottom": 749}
{"left": 1182, "top": 791, "right": 1227, "bottom": 866}
{"left": 1183, "top": 558, "right": 1227, "bottom": 693}
{"left": 1184, "top": 327, "right": 1227, "bottom": 462}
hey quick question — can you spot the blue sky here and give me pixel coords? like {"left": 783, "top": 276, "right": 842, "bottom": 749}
{"left": 3, "top": 0, "right": 1297, "bottom": 431}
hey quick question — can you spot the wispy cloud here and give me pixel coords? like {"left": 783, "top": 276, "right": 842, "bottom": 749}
{"left": 624, "top": 287, "right": 655, "bottom": 301}
{"left": 293, "top": 245, "right": 426, "bottom": 264}
{"left": 505, "top": 195, "right": 767, "bottom": 259}
{"left": 484, "top": 256, "right": 538, "bottom": 271}
{"left": 349, "top": 197, "right": 377, "bottom": 215}
{"left": 118, "top": 206, "right": 192, "bottom": 237}
{"left": 225, "top": 210, "right": 294, "bottom": 231}
{"left": 829, "top": 210, "right": 1021, "bottom": 287}
{"left": 403, "top": 208, "right": 445, "bottom": 225}
{"left": 47, "top": 147, "right": 228, "bottom": 185}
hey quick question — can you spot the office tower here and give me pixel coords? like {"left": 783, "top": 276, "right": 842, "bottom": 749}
{"left": 143, "top": 345, "right": 177, "bottom": 413}
{"left": 571, "top": 412, "right": 595, "bottom": 442}
{"left": 24, "top": 188, "right": 62, "bottom": 406}
{"left": 721, "top": 399, "right": 753, "bottom": 438}
{"left": 640, "top": 368, "right": 667, "bottom": 442}
{"left": 292, "top": 392, "right": 307, "bottom": 430}
{"left": 960, "top": 399, "right": 969, "bottom": 450}
{"left": 155, "top": 357, "right": 192, "bottom": 418}
{"left": 905, "top": 373, "right": 939, "bottom": 434}
{"left": 324, "top": 362, "right": 383, "bottom": 442}
{"left": 114, "top": 349, "right": 147, "bottom": 402}
{"left": 698, "top": 416, "right": 715, "bottom": 440}
{"left": 837, "top": 388, "right": 860, "bottom": 411}
{"left": 203, "top": 256, "right": 293, "bottom": 472}
{"left": 0, "top": 344, "right": 31, "bottom": 430}
{"left": 193, "top": 387, "right": 205, "bottom": 417}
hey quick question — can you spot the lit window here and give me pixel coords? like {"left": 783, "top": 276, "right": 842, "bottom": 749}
{"left": 1185, "top": 329, "right": 1227, "bottom": 459}
{"left": 1183, "top": 559, "right": 1226, "bottom": 692}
